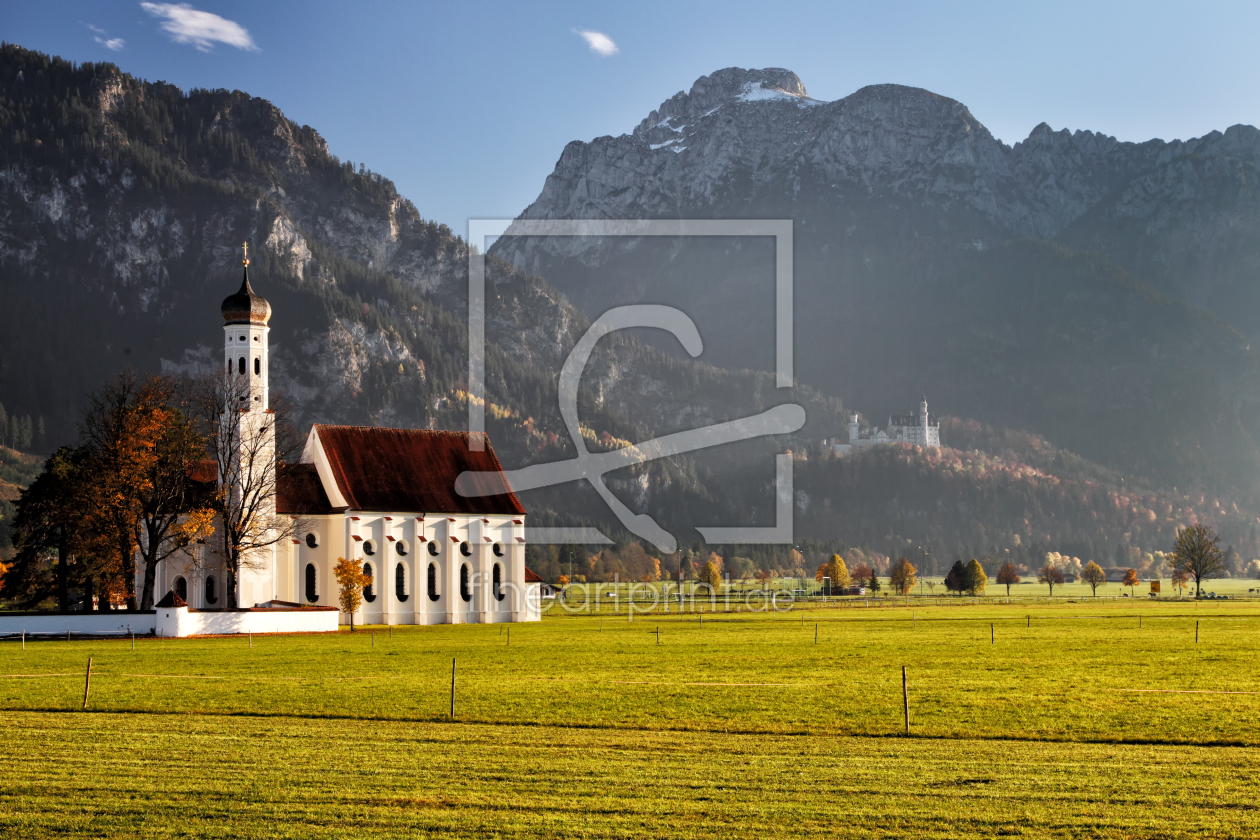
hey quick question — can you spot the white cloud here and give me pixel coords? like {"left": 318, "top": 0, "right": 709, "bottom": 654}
{"left": 88, "top": 24, "right": 125, "bottom": 51}
{"left": 575, "top": 29, "right": 618, "bottom": 56}
{"left": 140, "top": 2, "right": 258, "bottom": 52}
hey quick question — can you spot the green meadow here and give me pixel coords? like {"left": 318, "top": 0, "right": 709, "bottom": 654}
{"left": 3, "top": 598, "right": 1260, "bottom": 838}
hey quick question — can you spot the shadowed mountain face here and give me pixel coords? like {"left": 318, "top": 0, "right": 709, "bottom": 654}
{"left": 3, "top": 47, "right": 1260, "bottom": 564}
{"left": 494, "top": 67, "right": 1260, "bottom": 493}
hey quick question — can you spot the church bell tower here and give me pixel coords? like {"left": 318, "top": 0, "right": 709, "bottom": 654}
{"left": 220, "top": 243, "right": 271, "bottom": 411}
{"left": 219, "top": 243, "right": 276, "bottom": 607}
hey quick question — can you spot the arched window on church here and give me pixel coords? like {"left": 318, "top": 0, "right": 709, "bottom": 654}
{"left": 238, "top": 357, "right": 246, "bottom": 375}
{"left": 493, "top": 563, "right": 504, "bottom": 602}
{"left": 460, "top": 564, "right": 471, "bottom": 602}
{"left": 427, "top": 540, "right": 439, "bottom": 557}
{"left": 427, "top": 563, "right": 439, "bottom": 601}
{"left": 459, "top": 541, "right": 471, "bottom": 557}
{"left": 396, "top": 563, "right": 408, "bottom": 602}
{"left": 254, "top": 357, "right": 261, "bottom": 375}
{"left": 305, "top": 563, "right": 318, "bottom": 603}
{"left": 363, "top": 563, "right": 376, "bottom": 602}
{"left": 205, "top": 576, "right": 218, "bottom": 606}
{"left": 173, "top": 576, "right": 187, "bottom": 602}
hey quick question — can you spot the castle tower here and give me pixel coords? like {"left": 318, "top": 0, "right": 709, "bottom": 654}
{"left": 848, "top": 412, "right": 860, "bottom": 444}
{"left": 920, "top": 394, "right": 929, "bottom": 436}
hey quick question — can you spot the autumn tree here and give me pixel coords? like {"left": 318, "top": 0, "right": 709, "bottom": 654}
{"left": 190, "top": 371, "right": 302, "bottom": 607}
{"left": 829, "top": 555, "right": 851, "bottom": 590}
{"left": 815, "top": 554, "right": 850, "bottom": 593}
{"left": 964, "top": 559, "right": 987, "bottom": 595}
{"left": 1169, "top": 523, "right": 1227, "bottom": 599}
{"left": 134, "top": 378, "right": 216, "bottom": 610}
{"left": 334, "top": 556, "right": 371, "bottom": 630}
{"left": 1080, "top": 561, "right": 1107, "bottom": 596}
{"left": 78, "top": 372, "right": 172, "bottom": 609}
{"left": 699, "top": 560, "right": 722, "bottom": 592}
{"left": 996, "top": 562, "right": 1020, "bottom": 596}
{"left": 1122, "top": 568, "right": 1140, "bottom": 597}
{"left": 1171, "top": 568, "right": 1190, "bottom": 598}
{"left": 889, "top": 557, "right": 916, "bottom": 595}
{"left": 850, "top": 564, "right": 873, "bottom": 588}
{"left": 1037, "top": 563, "right": 1064, "bottom": 596}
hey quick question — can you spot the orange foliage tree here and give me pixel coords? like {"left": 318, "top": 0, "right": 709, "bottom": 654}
{"left": 1122, "top": 568, "right": 1140, "bottom": 596}
{"left": 1037, "top": 563, "right": 1064, "bottom": 596}
{"left": 334, "top": 556, "right": 372, "bottom": 630}
{"left": 889, "top": 557, "right": 917, "bottom": 595}
{"left": 996, "top": 562, "right": 1020, "bottom": 596}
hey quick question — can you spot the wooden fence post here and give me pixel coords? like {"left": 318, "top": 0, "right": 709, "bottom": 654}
{"left": 82, "top": 656, "right": 93, "bottom": 710}
{"left": 902, "top": 665, "right": 909, "bottom": 735}
{"left": 450, "top": 657, "right": 457, "bottom": 719}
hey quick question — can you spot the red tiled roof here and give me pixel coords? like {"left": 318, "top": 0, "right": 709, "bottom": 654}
{"left": 276, "top": 463, "right": 333, "bottom": 515}
{"left": 188, "top": 459, "right": 218, "bottom": 484}
{"left": 524, "top": 567, "right": 543, "bottom": 583}
{"left": 315, "top": 426, "right": 525, "bottom": 516}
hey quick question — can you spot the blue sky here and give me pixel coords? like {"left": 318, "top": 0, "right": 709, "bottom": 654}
{"left": 5, "top": 1, "right": 1259, "bottom": 232}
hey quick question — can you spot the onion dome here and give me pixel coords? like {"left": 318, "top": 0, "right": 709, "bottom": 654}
{"left": 221, "top": 243, "right": 271, "bottom": 325}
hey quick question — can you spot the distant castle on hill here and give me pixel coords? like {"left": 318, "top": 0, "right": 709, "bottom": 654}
{"left": 826, "top": 396, "right": 941, "bottom": 454}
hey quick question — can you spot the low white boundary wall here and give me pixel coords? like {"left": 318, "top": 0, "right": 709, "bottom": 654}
{"left": 157, "top": 606, "right": 339, "bottom": 637}
{"left": 0, "top": 612, "right": 155, "bottom": 636}
{"left": 0, "top": 608, "right": 340, "bottom": 638}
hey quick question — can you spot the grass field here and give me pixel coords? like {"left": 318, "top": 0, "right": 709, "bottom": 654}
{"left": 3, "top": 599, "right": 1260, "bottom": 837}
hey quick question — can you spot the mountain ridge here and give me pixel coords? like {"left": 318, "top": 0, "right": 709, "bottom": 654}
{"left": 3, "top": 48, "right": 1259, "bottom": 569}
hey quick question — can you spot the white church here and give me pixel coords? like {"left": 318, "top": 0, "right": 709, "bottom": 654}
{"left": 0, "top": 253, "right": 542, "bottom": 639}
{"left": 151, "top": 254, "right": 541, "bottom": 631}
{"left": 828, "top": 396, "right": 941, "bottom": 454}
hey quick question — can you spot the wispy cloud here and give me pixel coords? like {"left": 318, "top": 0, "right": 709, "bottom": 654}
{"left": 88, "top": 24, "right": 125, "bottom": 52}
{"left": 575, "top": 29, "right": 618, "bottom": 56}
{"left": 140, "top": 2, "right": 258, "bottom": 52}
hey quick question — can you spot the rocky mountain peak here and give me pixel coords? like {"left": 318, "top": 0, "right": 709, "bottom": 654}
{"left": 634, "top": 67, "right": 812, "bottom": 135}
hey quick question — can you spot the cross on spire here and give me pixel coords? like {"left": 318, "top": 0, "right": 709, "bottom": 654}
{"left": 242, "top": 241, "right": 249, "bottom": 266}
